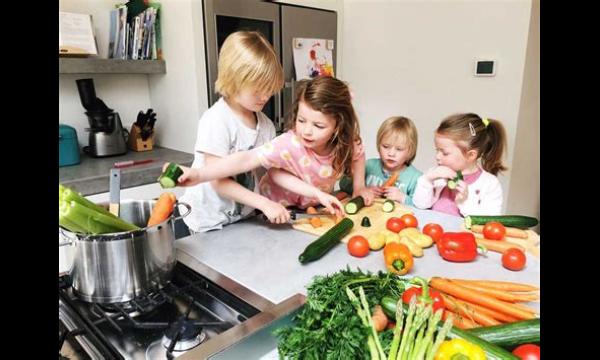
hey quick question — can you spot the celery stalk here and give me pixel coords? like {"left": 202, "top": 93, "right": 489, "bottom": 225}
{"left": 60, "top": 185, "right": 118, "bottom": 219}
{"left": 65, "top": 201, "right": 139, "bottom": 234}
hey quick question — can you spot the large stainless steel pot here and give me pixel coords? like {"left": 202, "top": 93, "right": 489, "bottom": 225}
{"left": 59, "top": 199, "right": 191, "bottom": 304}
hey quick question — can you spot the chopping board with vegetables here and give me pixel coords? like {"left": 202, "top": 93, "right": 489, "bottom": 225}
{"left": 292, "top": 198, "right": 413, "bottom": 244}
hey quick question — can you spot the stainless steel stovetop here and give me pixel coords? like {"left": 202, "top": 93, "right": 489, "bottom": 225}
{"left": 59, "top": 263, "right": 262, "bottom": 359}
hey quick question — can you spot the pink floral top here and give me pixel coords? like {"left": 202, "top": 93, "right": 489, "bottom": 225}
{"left": 256, "top": 130, "right": 365, "bottom": 208}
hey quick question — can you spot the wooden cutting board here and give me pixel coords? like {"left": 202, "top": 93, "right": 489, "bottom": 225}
{"left": 292, "top": 198, "right": 413, "bottom": 244}
{"left": 459, "top": 224, "right": 541, "bottom": 258}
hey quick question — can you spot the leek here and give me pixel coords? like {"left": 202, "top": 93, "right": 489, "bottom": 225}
{"left": 60, "top": 185, "right": 117, "bottom": 219}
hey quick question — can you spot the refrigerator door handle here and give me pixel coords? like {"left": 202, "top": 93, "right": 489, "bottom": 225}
{"left": 281, "top": 79, "right": 296, "bottom": 131}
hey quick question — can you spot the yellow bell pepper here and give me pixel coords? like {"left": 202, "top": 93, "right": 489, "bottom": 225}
{"left": 434, "top": 339, "right": 487, "bottom": 360}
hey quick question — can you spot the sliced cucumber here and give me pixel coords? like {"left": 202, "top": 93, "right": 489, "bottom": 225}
{"left": 382, "top": 199, "right": 395, "bottom": 213}
{"left": 158, "top": 163, "right": 183, "bottom": 189}
{"left": 447, "top": 170, "right": 463, "bottom": 190}
{"left": 344, "top": 196, "right": 365, "bottom": 215}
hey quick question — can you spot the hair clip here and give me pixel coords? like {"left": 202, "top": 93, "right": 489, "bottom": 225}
{"left": 469, "top": 122, "right": 476, "bottom": 137}
{"left": 482, "top": 117, "right": 490, "bottom": 127}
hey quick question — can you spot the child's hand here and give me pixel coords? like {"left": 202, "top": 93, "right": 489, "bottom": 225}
{"left": 425, "top": 166, "right": 457, "bottom": 183}
{"left": 368, "top": 186, "right": 385, "bottom": 198}
{"left": 261, "top": 200, "right": 291, "bottom": 224}
{"left": 353, "top": 187, "right": 375, "bottom": 206}
{"left": 163, "top": 163, "right": 201, "bottom": 187}
{"left": 454, "top": 180, "right": 468, "bottom": 203}
{"left": 315, "top": 190, "right": 344, "bottom": 218}
{"left": 383, "top": 187, "right": 406, "bottom": 204}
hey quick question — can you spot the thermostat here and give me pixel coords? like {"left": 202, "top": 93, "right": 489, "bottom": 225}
{"left": 475, "top": 60, "right": 496, "bottom": 77}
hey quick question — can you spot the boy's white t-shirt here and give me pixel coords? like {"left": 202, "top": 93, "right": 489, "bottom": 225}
{"left": 180, "top": 97, "right": 276, "bottom": 232}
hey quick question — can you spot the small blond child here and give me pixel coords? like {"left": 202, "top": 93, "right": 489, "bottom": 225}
{"left": 180, "top": 31, "right": 288, "bottom": 232}
{"left": 339, "top": 116, "right": 422, "bottom": 205}
{"left": 412, "top": 113, "right": 508, "bottom": 216}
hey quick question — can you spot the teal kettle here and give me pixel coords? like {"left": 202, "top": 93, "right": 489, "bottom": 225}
{"left": 59, "top": 124, "right": 81, "bottom": 167}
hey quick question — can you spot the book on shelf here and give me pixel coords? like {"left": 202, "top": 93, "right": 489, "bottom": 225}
{"left": 108, "top": 1, "right": 161, "bottom": 60}
{"left": 59, "top": 11, "right": 99, "bottom": 57}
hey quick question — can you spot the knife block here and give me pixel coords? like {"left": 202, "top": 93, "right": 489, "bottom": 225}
{"left": 128, "top": 124, "right": 154, "bottom": 152}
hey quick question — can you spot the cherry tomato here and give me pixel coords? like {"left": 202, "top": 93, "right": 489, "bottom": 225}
{"left": 402, "top": 287, "right": 445, "bottom": 313}
{"left": 422, "top": 223, "right": 444, "bottom": 243}
{"left": 483, "top": 221, "right": 506, "bottom": 240}
{"left": 399, "top": 214, "right": 418, "bottom": 228}
{"left": 347, "top": 236, "right": 370, "bottom": 257}
{"left": 502, "top": 248, "right": 526, "bottom": 271}
{"left": 386, "top": 217, "right": 406, "bottom": 233}
{"left": 512, "top": 344, "right": 540, "bottom": 360}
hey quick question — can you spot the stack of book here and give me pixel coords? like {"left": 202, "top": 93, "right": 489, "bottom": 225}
{"left": 108, "top": 3, "right": 161, "bottom": 60}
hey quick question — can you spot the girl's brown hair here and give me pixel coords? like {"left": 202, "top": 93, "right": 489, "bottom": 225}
{"left": 286, "top": 76, "right": 361, "bottom": 177}
{"left": 376, "top": 116, "right": 418, "bottom": 165}
{"left": 437, "top": 113, "right": 508, "bottom": 175}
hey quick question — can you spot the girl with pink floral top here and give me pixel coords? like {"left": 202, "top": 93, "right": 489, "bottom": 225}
{"left": 170, "top": 76, "right": 374, "bottom": 223}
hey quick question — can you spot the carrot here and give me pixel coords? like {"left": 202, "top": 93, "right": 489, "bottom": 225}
{"left": 476, "top": 237, "right": 525, "bottom": 254}
{"left": 445, "top": 280, "right": 539, "bottom": 302}
{"left": 511, "top": 302, "right": 539, "bottom": 315}
{"left": 449, "top": 279, "right": 539, "bottom": 292}
{"left": 147, "top": 192, "right": 177, "bottom": 226}
{"left": 440, "top": 294, "right": 501, "bottom": 326}
{"left": 335, "top": 191, "right": 349, "bottom": 201}
{"left": 309, "top": 217, "right": 323, "bottom": 228}
{"left": 429, "top": 277, "right": 536, "bottom": 320}
{"left": 383, "top": 172, "right": 399, "bottom": 187}
{"left": 452, "top": 299, "right": 520, "bottom": 323}
{"left": 442, "top": 309, "right": 479, "bottom": 329}
{"left": 371, "top": 305, "right": 389, "bottom": 332}
{"left": 306, "top": 206, "right": 319, "bottom": 215}
{"left": 471, "top": 224, "right": 528, "bottom": 239}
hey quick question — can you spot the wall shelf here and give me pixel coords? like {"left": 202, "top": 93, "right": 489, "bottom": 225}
{"left": 59, "top": 58, "right": 166, "bottom": 74}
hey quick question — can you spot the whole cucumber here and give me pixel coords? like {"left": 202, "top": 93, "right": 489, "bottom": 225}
{"left": 298, "top": 218, "right": 354, "bottom": 264}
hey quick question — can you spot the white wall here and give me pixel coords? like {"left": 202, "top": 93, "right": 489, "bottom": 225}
{"left": 342, "top": 0, "right": 533, "bottom": 212}
{"left": 506, "top": 0, "right": 539, "bottom": 221}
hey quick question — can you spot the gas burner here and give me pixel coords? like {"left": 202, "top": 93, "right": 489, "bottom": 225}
{"left": 161, "top": 318, "right": 207, "bottom": 352}
{"left": 92, "top": 291, "right": 168, "bottom": 318}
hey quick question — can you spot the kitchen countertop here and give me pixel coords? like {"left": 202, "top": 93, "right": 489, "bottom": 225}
{"left": 59, "top": 146, "right": 194, "bottom": 195}
{"left": 176, "top": 207, "right": 540, "bottom": 312}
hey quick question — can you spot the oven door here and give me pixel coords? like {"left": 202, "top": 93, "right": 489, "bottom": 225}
{"left": 202, "top": 0, "right": 283, "bottom": 132}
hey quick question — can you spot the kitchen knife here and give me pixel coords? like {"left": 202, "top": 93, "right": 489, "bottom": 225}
{"left": 109, "top": 168, "right": 121, "bottom": 216}
{"left": 261, "top": 209, "right": 333, "bottom": 223}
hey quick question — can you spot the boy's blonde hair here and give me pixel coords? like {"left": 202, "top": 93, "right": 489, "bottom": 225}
{"left": 376, "top": 116, "right": 418, "bottom": 165}
{"left": 215, "top": 31, "right": 283, "bottom": 98}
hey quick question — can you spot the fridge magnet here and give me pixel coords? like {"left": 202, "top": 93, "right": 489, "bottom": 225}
{"left": 292, "top": 37, "right": 334, "bottom": 80}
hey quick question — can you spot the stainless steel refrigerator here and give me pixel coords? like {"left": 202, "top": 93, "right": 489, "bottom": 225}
{"left": 202, "top": 0, "right": 337, "bottom": 133}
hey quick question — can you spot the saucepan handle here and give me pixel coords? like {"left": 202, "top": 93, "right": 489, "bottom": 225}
{"left": 58, "top": 227, "right": 74, "bottom": 247}
{"left": 171, "top": 201, "right": 192, "bottom": 221}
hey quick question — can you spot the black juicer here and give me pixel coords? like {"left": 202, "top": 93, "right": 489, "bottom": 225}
{"left": 76, "top": 78, "right": 128, "bottom": 157}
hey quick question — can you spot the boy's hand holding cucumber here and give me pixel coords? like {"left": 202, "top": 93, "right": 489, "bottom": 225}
{"left": 159, "top": 163, "right": 199, "bottom": 188}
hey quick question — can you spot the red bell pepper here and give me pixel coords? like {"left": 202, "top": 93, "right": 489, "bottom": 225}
{"left": 436, "top": 232, "right": 482, "bottom": 262}
{"left": 402, "top": 277, "right": 445, "bottom": 313}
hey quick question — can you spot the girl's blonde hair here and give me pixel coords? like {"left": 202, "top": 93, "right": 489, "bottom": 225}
{"left": 287, "top": 76, "right": 361, "bottom": 177}
{"left": 215, "top": 31, "right": 283, "bottom": 98}
{"left": 437, "top": 113, "right": 508, "bottom": 175}
{"left": 376, "top": 116, "right": 418, "bottom": 165}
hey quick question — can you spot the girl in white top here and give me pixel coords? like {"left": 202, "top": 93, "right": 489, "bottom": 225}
{"left": 412, "top": 113, "right": 508, "bottom": 216}
{"left": 180, "top": 31, "right": 289, "bottom": 232}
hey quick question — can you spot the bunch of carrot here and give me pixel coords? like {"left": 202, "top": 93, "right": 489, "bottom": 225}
{"left": 429, "top": 277, "right": 539, "bottom": 329}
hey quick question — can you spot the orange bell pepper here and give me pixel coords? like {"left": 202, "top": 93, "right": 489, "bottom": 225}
{"left": 383, "top": 242, "right": 414, "bottom": 275}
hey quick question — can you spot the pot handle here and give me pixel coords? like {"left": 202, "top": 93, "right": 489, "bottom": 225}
{"left": 58, "top": 227, "right": 74, "bottom": 247}
{"left": 171, "top": 201, "right": 192, "bottom": 221}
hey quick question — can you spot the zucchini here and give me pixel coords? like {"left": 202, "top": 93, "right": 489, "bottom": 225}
{"left": 382, "top": 199, "right": 395, "bottom": 212}
{"left": 467, "top": 319, "right": 540, "bottom": 350}
{"left": 298, "top": 218, "right": 354, "bottom": 264}
{"left": 344, "top": 196, "right": 365, "bottom": 214}
{"left": 158, "top": 163, "right": 184, "bottom": 189}
{"left": 360, "top": 216, "right": 371, "bottom": 227}
{"left": 447, "top": 170, "right": 463, "bottom": 190}
{"left": 465, "top": 215, "right": 539, "bottom": 229}
{"left": 381, "top": 296, "right": 518, "bottom": 360}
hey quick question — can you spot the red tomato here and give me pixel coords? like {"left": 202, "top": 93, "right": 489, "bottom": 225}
{"left": 422, "top": 223, "right": 444, "bottom": 243}
{"left": 399, "top": 214, "right": 418, "bottom": 228}
{"left": 386, "top": 217, "right": 406, "bottom": 233}
{"left": 402, "top": 287, "right": 445, "bottom": 313}
{"left": 483, "top": 221, "right": 506, "bottom": 240}
{"left": 502, "top": 248, "right": 527, "bottom": 271}
{"left": 347, "top": 236, "right": 370, "bottom": 257}
{"left": 512, "top": 344, "right": 540, "bottom": 360}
